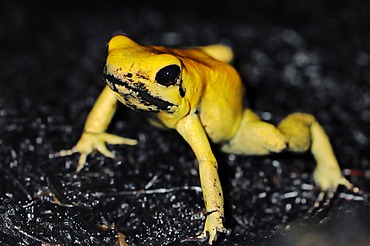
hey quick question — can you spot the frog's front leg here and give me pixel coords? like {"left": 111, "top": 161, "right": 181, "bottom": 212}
{"left": 55, "top": 86, "right": 137, "bottom": 171}
{"left": 176, "top": 110, "right": 227, "bottom": 245}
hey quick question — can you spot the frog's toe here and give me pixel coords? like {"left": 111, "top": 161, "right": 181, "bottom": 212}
{"left": 180, "top": 231, "right": 209, "bottom": 244}
{"left": 308, "top": 177, "right": 361, "bottom": 215}
{"left": 74, "top": 143, "right": 114, "bottom": 172}
{"left": 308, "top": 189, "right": 335, "bottom": 214}
{"left": 96, "top": 142, "right": 115, "bottom": 159}
{"left": 202, "top": 213, "right": 228, "bottom": 245}
{"left": 76, "top": 153, "right": 88, "bottom": 172}
{"left": 50, "top": 148, "right": 77, "bottom": 158}
{"left": 336, "top": 177, "right": 361, "bottom": 194}
{"left": 181, "top": 222, "right": 228, "bottom": 245}
{"left": 101, "top": 133, "right": 137, "bottom": 146}
{"left": 197, "top": 231, "right": 210, "bottom": 244}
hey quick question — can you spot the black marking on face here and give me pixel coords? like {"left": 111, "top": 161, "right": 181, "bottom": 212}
{"left": 179, "top": 84, "right": 186, "bottom": 97}
{"left": 177, "top": 60, "right": 186, "bottom": 97}
{"left": 103, "top": 74, "right": 176, "bottom": 111}
{"left": 136, "top": 73, "right": 149, "bottom": 80}
{"left": 106, "top": 77, "right": 119, "bottom": 93}
{"left": 121, "top": 94, "right": 151, "bottom": 112}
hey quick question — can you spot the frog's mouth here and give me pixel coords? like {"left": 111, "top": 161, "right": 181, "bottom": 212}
{"left": 103, "top": 74, "right": 176, "bottom": 112}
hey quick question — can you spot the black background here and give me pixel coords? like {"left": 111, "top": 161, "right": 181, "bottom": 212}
{"left": 1, "top": 1, "right": 370, "bottom": 245}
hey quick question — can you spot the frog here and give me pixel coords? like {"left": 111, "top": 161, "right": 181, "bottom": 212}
{"left": 56, "top": 35, "right": 355, "bottom": 245}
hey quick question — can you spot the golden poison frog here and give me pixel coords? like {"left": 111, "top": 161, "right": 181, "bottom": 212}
{"left": 57, "top": 35, "right": 355, "bottom": 244}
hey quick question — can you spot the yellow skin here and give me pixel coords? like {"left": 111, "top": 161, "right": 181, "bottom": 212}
{"left": 58, "top": 35, "right": 353, "bottom": 244}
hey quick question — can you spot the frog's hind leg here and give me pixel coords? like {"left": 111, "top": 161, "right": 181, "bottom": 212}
{"left": 221, "top": 109, "right": 352, "bottom": 191}
{"left": 278, "top": 113, "right": 352, "bottom": 190}
{"left": 221, "top": 109, "right": 288, "bottom": 156}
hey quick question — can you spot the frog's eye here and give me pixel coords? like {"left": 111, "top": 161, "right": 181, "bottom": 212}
{"left": 155, "top": 65, "right": 180, "bottom": 86}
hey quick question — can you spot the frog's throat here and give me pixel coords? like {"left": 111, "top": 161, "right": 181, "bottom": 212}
{"left": 103, "top": 74, "right": 177, "bottom": 112}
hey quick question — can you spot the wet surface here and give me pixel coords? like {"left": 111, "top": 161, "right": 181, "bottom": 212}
{"left": 1, "top": 1, "right": 370, "bottom": 245}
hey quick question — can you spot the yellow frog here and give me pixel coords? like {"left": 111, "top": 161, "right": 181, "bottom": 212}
{"left": 57, "top": 35, "right": 354, "bottom": 244}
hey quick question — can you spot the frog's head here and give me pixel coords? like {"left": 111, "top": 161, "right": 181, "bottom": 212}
{"left": 103, "top": 35, "right": 187, "bottom": 113}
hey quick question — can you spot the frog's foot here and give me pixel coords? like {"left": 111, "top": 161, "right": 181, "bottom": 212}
{"left": 51, "top": 132, "right": 137, "bottom": 171}
{"left": 313, "top": 165, "right": 359, "bottom": 192}
{"left": 182, "top": 210, "right": 228, "bottom": 245}
{"left": 309, "top": 165, "right": 361, "bottom": 214}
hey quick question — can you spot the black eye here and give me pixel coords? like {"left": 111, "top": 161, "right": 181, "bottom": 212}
{"left": 155, "top": 65, "right": 180, "bottom": 86}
